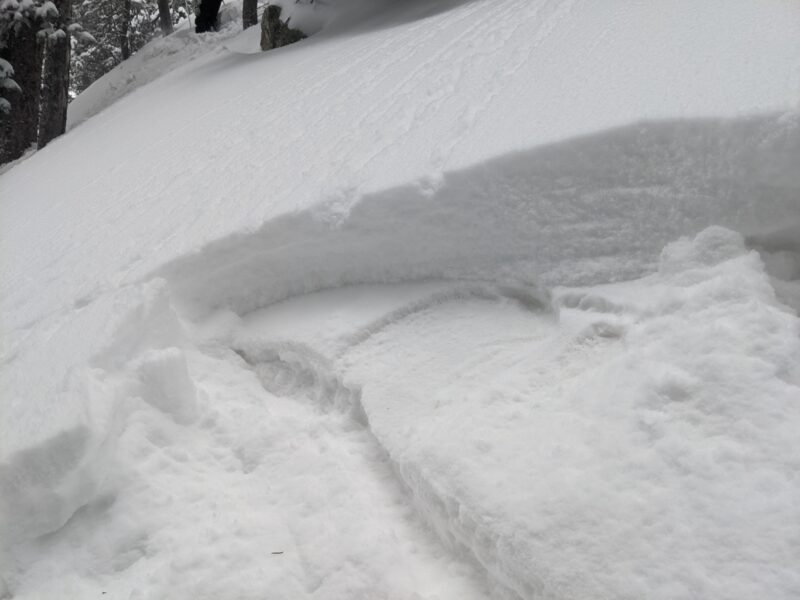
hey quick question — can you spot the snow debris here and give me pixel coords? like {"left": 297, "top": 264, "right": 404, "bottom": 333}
{"left": 0, "top": 281, "right": 185, "bottom": 546}
{"left": 133, "top": 348, "right": 198, "bottom": 425}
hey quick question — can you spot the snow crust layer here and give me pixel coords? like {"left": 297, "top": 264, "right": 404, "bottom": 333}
{"left": 1, "top": 0, "right": 800, "bottom": 598}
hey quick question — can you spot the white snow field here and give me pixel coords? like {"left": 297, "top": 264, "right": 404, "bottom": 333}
{"left": 2, "top": 0, "right": 800, "bottom": 598}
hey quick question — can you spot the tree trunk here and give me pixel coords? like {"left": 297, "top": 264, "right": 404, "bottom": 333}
{"left": 120, "top": 0, "right": 132, "bottom": 60}
{"left": 261, "top": 5, "right": 305, "bottom": 52}
{"left": 38, "top": 0, "right": 72, "bottom": 150}
{"left": 0, "top": 23, "right": 43, "bottom": 163}
{"left": 158, "top": 0, "right": 174, "bottom": 35}
{"left": 242, "top": 0, "right": 258, "bottom": 29}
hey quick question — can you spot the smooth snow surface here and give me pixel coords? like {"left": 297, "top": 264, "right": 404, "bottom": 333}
{"left": 2, "top": 0, "right": 800, "bottom": 598}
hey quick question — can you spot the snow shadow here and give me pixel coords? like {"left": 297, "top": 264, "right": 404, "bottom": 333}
{"left": 320, "top": 0, "right": 483, "bottom": 37}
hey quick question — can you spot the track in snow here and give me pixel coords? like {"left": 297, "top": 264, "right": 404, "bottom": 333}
{"left": 230, "top": 281, "right": 562, "bottom": 599}
{"left": 200, "top": 281, "right": 551, "bottom": 599}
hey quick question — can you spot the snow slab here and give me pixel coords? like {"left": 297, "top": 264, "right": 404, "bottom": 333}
{"left": 1, "top": 0, "right": 800, "bottom": 598}
{"left": 226, "top": 227, "right": 800, "bottom": 600}
{"left": 338, "top": 231, "right": 800, "bottom": 600}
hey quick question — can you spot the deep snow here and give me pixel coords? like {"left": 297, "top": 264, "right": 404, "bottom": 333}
{"left": 1, "top": 0, "right": 800, "bottom": 598}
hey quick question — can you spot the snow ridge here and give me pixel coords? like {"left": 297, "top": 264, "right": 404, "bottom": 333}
{"left": 158, "top": 113, "right": 800, "bottom": 319}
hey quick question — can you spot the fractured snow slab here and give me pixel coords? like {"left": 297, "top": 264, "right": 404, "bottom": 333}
{"left": 232, "top": 228, "right": 800, "bottom": 599}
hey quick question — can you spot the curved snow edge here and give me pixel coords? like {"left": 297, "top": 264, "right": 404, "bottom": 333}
{"left": 155, "top": 112, "right": 800, "bottom": 319}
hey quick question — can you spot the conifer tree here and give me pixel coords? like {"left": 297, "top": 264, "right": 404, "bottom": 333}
{"left": 1, "top": 0, "right": 45, "bottom": 162}
{"left": 1, "top": 0, "right": 183, "bottom": 164}
{"left": 71, "top": 0, "right": 187, "bottom": 97}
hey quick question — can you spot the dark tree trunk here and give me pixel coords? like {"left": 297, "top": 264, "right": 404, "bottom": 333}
{"left": 242, "top": 0, "right": 258, "bottom": 29}
{"left": 120, "top": 0, "right": 132, "bottom": 60}
{"left": 0, "top": 23, "right": 43, "bottom": 163}
{"left": 158, "top": 0, "right": 174, "bottom": 35}
{"left": 38, "top": 0, "right": 72, "bottom": 150}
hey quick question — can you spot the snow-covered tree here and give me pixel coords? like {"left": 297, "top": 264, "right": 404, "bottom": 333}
{"left": 70, "top": 0, "right": 136, "bottom": 94}
{"left": 0, "top": 0, "right": 92, "bottom": 160}
{"left": 70, "top": 0, "right": 187, "bottom": 97}
{"left": 1, "top": 0, "right": 187, "bottom": 163}
{"left": 0, "top": 56, "right": 20, "bottom": 115}
{"left": 0, "top": 0, "right": 47, "bottom": 162}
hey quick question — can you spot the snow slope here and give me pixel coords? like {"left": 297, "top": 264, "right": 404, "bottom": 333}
{"left": 2, "top": 0, "right": 800, "bottom": 598}
{"left": 4, "top": 0, "right": 799, "bottom": 330}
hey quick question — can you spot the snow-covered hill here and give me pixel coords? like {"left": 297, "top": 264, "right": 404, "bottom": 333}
{"left": 1, "top": 1, "right": 799, "bottom": 598}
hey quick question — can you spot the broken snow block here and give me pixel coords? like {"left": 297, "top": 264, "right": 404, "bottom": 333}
{"left": 261, "top": 5, "right": 306, "bottom": 51}
{"left": 135, "top": 348, "right": 198, "bottom": 425}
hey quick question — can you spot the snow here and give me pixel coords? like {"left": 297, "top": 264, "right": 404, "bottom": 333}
{"left": 2, "top": 0, "right": 800, "bottom": 598}
{"left": 224, "top": 227, "right": 800, "bottom": 599}
{"left": 66, "top": 11, "right": 242, "bottom": 129}
{"left": 0, "top": 58, "right": 13, "bottom": 78}
{"left": 34, "top": 1, "right": 57, "bottom": 21}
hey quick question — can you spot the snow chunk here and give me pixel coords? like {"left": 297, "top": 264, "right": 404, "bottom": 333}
{"left": 133, "top": 348, "right": 198, "bottom": 424}
{"left": 659, "top": 225, "right": 748, "bottom": 273}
